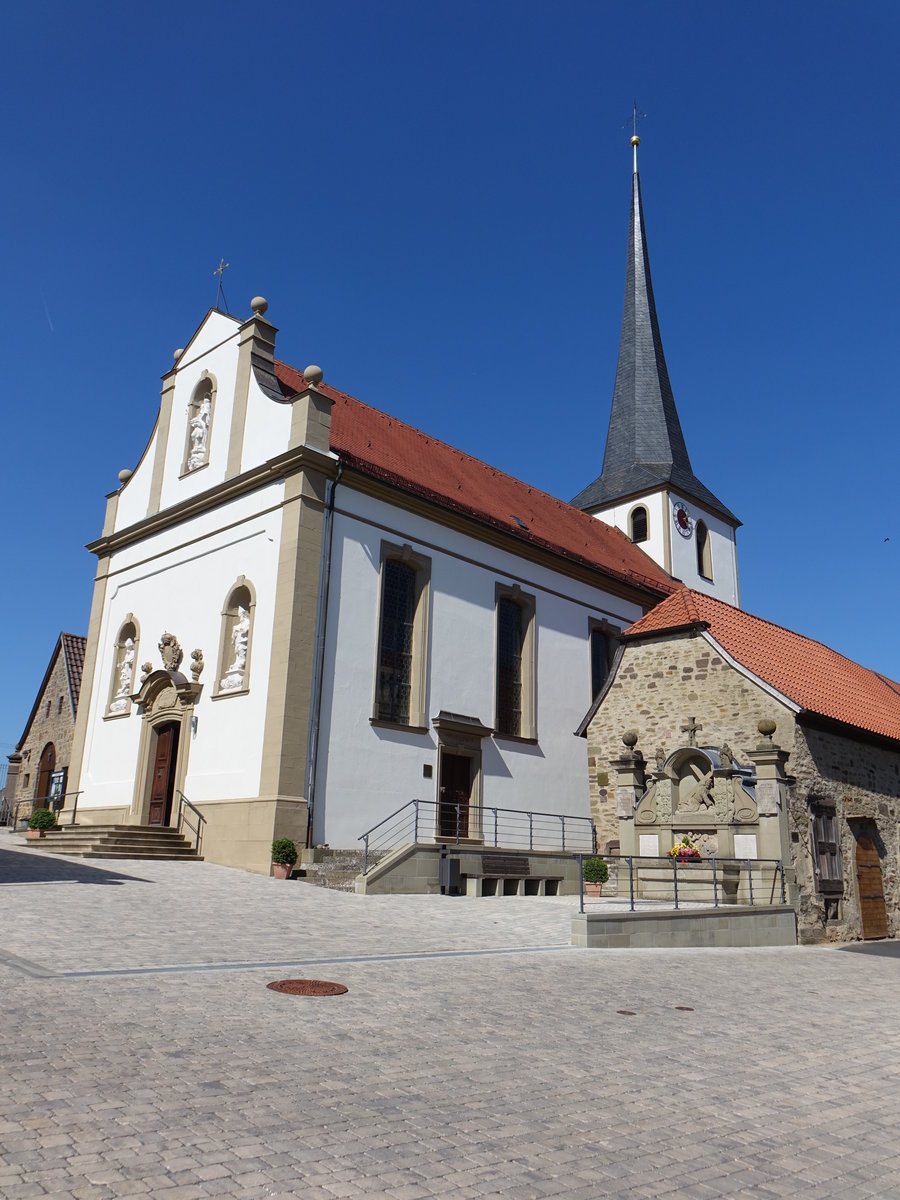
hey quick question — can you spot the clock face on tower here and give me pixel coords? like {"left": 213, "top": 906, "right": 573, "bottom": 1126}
{"left": 673, "top": 502, "right": 693, "bottom": 538}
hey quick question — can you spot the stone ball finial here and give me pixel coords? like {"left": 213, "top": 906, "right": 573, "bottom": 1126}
{"left": 758, "top": 719, "right": 777, "bottom": 741}
{"left": 118, "top": 468, "right": 133, "bottom": 484}
{"left": 174, "top": 348, "right": 184, "bottom": 361}
{"left": 251, "top": 296, "right": 268, "bottom": 316}
{"left": 622, "top": 730, "right": 639, "bottom": 749}
{"left": 303, "top": 364, "right": 324, "bottom": 385}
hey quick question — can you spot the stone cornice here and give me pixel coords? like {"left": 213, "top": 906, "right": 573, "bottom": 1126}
{"left": 87, "top": 444, "right": 339, "bottom": 556}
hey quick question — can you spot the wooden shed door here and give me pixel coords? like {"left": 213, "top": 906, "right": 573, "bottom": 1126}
{"left": 855, "top": 834, "right": 888, "bottom": 940}
{"left": 148, "top": 723, "right": 179, "bottom": 827}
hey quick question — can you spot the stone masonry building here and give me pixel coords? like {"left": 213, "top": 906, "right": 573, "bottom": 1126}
{"left": 579, "top": 589, "right": 900, "bottom": 944}
{"left": 6, "top": 633, "right": 86, "bottom": 818}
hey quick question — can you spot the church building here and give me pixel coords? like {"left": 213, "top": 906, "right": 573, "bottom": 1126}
{"left": 65, "top": 139, "right": 704, "bottom": 877}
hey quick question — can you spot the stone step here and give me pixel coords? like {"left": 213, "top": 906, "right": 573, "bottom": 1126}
{"left": 297, "top": 849, "right": 378, "bottom": 891}
{"left": 31, "top": 823, "right": 201, "bottom": 862}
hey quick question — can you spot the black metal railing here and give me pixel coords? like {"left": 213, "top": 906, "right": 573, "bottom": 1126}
{"left": 176, "top": 791, "right": 206, "bottom": 855}
{"left": 359, "top": 799, "right": 596, "bottom": 875}
{"left": 8, "top": 792, "right": 83, "bottom": 831}
{"left": 575, "top": 853, "right": 787, "bottom": 915}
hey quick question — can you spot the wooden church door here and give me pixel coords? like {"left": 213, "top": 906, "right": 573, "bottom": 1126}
{"left": 438, "top": 754, "right": 471, "bottom": 839}
{"left": 35, "top": 743, "right": 56, "bottom": 808}
{"left": 148, "top": 723, "right": 179, "bottom": 827}
{"left": 855, "top": 833, "right": 888, "bottom": 940}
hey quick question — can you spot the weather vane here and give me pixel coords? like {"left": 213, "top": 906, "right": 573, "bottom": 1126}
{"left": 214, "top": 258, "right": 230, "bottom": 313}
{"left": 623, "top": 101, "right": 646, "bottom": 138}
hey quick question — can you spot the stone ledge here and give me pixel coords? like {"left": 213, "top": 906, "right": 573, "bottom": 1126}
{"left": 572, "top": 904, "right": 797, "bottom": 949}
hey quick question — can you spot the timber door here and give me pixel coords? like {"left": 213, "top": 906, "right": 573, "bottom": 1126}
{"left": 855, "top": 833, "right": 888, "bottom": 940}
{"left": 148, "top": 722, "right": 179, "bottom": 827}
{"left": 35, "top": 743, "right": 56, "bottom": 808}
{"left": 438, "top": 753, "right": 471, "bottom": 840}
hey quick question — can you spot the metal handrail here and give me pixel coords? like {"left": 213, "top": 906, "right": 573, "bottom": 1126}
{"left": 176, "top": 791, "right": 206, "bottom": 855}
{"left": 359, "top": 798, "right": 596, "bottom": 875}
{"left": 576, "top": 852, "right": 787, "bottom": 914}
{"left": 9, "top": 792, "right": 83, "bottom": 831}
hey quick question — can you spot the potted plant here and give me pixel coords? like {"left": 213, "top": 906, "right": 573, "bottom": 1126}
{"left": 582, "top": 856, "right": 609, "bottom": 897}
{"left": 669, "top": 836, "right": 701, "bottom": 863}
{"left": 271, "top": 837, "right": 298, "bottom": 880}
{"left": 27, "top": 808, "right": 57, "bottom": 839}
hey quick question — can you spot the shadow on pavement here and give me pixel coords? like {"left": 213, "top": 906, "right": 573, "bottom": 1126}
{"left": 834, "top": 940, "right": 900, "bottom": 957}
{"left": 0, "top": 845, "right": 150, "bottom": 886}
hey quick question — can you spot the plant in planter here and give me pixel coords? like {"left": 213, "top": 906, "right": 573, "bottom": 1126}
{"left": 582, "top": 856, "right": 610, "bottom": 896}
{"left": 27, "top": 808, "right": 57, "bottom": 839}
{"left": 668, "top": 835, "right": 701, "bottom": 863}
{"left": 271, "top": 837, "right": 298, "bottom": 880}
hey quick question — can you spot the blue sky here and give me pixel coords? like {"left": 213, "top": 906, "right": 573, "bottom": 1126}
{"left": 2, "top": 0, "right": 899, "bottom": 757}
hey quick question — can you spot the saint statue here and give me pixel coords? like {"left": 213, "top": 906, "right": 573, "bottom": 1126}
{"left": 109, "top": 637, "right": 135, "bottom": 713}
{"left": 187, "top": 395, "right": 211, "bottom": 470}
{"left": 220, "top": 607, "right": 251, "bottom": 690}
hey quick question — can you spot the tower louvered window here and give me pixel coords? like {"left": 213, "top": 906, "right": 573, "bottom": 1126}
{"left": 377, "top": 559, "right": 416, "bottom": 724}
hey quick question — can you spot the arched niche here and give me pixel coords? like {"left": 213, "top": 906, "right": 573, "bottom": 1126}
{"left": 182, "top": 371, "right": 217, "bottom": 475}
{"left": 215, "top": 577, "right": 257, "bottom": 697}
{"left": 107, "top": 614, "right": 140, "bottom": 717}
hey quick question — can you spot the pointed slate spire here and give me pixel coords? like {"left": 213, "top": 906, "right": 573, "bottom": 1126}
{"left": 572, "top": 139, "right": 738, "bottom": 525}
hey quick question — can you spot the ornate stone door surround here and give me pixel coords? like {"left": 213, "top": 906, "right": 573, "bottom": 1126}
{"left": 130, "top": 668, "right": 202, "bottom": 826}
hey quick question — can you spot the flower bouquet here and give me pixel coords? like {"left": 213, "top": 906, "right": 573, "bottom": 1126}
{"left": 669, "top": 836, "right": 701, "bottom": 863}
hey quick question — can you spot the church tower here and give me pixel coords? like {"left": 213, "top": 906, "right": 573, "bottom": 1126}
{"left": 571, "top": 135, "right": 741, "bottom": 606}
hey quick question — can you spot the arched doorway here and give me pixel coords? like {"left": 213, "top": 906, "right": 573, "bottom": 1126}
{"left": 35, "top": 743, "right": 56, "bottom": 808}
{"left": 855, "top": 831, "right": 888, "bottom": 940}
{"left": 148, "top": 721, "right": 180, "bottom": 826}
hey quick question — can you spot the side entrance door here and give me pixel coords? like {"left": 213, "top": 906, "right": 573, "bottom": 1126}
{"left": 855, "top": 833, "right": 888, "bottom": 940}
{"left": 148, "top": 722, "right": 179, "bottom": 827}
{"left": 438, "top": 753, "right": 471, "bottom": 840}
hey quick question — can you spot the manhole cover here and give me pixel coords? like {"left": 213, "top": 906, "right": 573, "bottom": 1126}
{"left": 266, "top": 979, "right": 348, "bottom": 997}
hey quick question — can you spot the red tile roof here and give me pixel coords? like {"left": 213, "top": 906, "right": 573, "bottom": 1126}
{"left": 625, "top": 589, "right": 900, "bottom": 743}
{"left": 62, "top": 633, "right": 87, "bottom": 711}
{"left": 274, "top": 361, "right": 676, "bottom": 599}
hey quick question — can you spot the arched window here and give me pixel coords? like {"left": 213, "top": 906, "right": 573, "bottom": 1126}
{"left": 107, "top": 616, "right": 140, "bottom": 717}
{"left": 216, "top": 578, "right": 256, "bottom": 696}
{"left": 183, "top": 372, "right": 216, "bottom": 474}
{"left": 696, "top": 520, "right": 713, "bottom": 581}
{"left": 629, "top": 505, "right": 648, "bottom": 544}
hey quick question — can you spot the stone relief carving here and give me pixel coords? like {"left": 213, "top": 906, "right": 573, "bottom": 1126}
{"left": 140, "top": 661, "right": 153, "bottom": 685}
{"left": 154, "top": 685, "right": 178, "bottom": 712}
{"left": 677, "top": 767, "right": 715, "bottom": 813}
{"left": 109, "top": 637, "right": 135, "bottom": 714}
{"left": 220, "top": 607, "right": 250, "bottom": 691}
{"left": 159, "top": 633, "right": 183, "bottom": 672}
{"left": 756, "top": 780, "right": 780, "bottom": 816}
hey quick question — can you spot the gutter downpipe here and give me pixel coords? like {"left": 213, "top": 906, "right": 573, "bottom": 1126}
{"left": 304, "top": 460, "right": 343, "bottom": 849}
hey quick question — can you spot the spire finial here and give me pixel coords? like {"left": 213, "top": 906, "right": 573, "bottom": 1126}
{"left": 625, "top": 101, "right": 646, "bottom": 173}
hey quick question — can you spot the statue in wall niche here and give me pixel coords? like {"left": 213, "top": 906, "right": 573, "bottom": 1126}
{"left": 678, "top": 767, "right": 715, "bottom": 813}
{"left": 159, "top": 632, "right": 183, "bottom": 672}
{"left": 220, "top": 608, "right": 251, "bottom": 691}
{"left": 109, "top": 638, "right": 135, "bottom": 713}
{"left": 187, "top": 395, "right": 211, "bottom": 470}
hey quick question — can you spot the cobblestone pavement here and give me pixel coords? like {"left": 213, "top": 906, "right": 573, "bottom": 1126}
{"left": 3, "top": 843, "right": 900, "bottom": 1199}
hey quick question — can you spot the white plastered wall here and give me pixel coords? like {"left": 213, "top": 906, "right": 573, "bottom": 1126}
{"left": 78, "top": 482, "right": 285, "bottom": 814}
{"left": 666, "top": 492, "right": 739, "bottom": 606}
{"left": 312, "top": 486, "right": 650, "bottom": 847}
{"left": 592, "top": 493, "right": 668, "bottom": 573}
